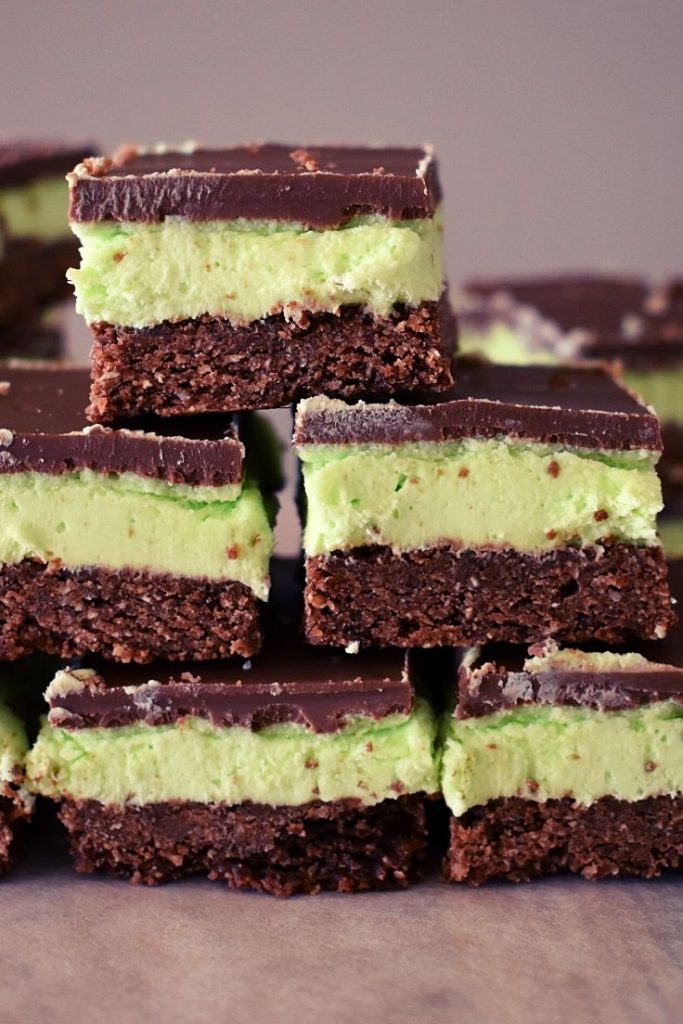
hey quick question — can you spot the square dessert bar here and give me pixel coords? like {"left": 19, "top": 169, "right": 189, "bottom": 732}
{"left": 0, "top": 142, "right": 93, "bottom": 324}
{"left": 0, "top": 364, "right": 275, "bottom": 662}
{"left": 68, "top": 143, "right": 455, "bottom": 419}
{"left": 458, "top": 272, "right": 650, "bottom": 364}
{"left": 295, "top": 358, "right": 673, "bottom": 648}
{"left": 0, "top": 695, "right": 33, "bottom": 874}
{"left": 442, "top": 567, "right": 683, "bottom": 883}
{"left": 458, "top": 273, "right": 683, "bottom": 497}
{"left": 27, "top": 571, "right": 438, "bottom": 895}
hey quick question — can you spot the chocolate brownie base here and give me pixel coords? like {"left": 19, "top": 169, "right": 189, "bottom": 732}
{"left": 87, "top": 299, "right": 456, "bottom": 420}
{"left": 304, "top": 542, "right": 674, "bottom": 647}
{"left": 58, "top": 794, "right": 428, "bottom": 895}
{"left": 0, "top": 560, "right": 261, "bottom": 662}
{"left": 0, "top": 239, "right": 78, "bottom": 324}
{"left": 446, "top": 795, "right": 683, "bottom": 884}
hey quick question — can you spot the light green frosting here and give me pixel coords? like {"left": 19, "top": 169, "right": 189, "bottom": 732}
{"left": 0, "top": 177, "right": 70, "bottom": 243}
{"left": 68, "top": 212, "right": 443, "bottom": 328}
{"left": 0, "top": 472, "right": 273, "bottom": 597}
{"left": 659, "top": 516, "right": 683, "bottom": 557}
{"left": 441, "top": 701, "right": 683, "bottom": 816}
{"left": 458, "top": 323, "right": 561, "bottom": 365}
{"left": 297, "top": 438, "right": 662, "bottom": 556}
{"left": 27, "top": 700, "right": 438, "bottom": 807}
{"left": 0, "top": 702, "right": 29, "bottom": 790}
{"left": 624, "top": 369, "right": 683, "bottom": 425}
{"left": 458, "top": 328, "right": 683, "bottom": 427}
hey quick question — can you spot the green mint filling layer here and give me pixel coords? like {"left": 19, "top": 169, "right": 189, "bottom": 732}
{"left": 26, "top": 699, "right": 438, "bottom": 807}
{"left": 623, "top": 369, "right": 683, "bottom": 426}
{"left": 0, "top": 702, "right": 29, "bottom": 788}
{"left": 659, "top": 517, "right": 683, "bottom": 558}
{"left": 0, "top": 471, "right": 273, "bottom": 597}
{"left": 0, "top": 177, "right": 71, "bottom": 243}
{"left": 458, "top": 323, "right": 561, "bottom": 366}
{"left": 68, "top": 212, "right": 443, "bottom": 328}
{"left": 297, "top": 439, "right": 662, "bottom": 556}
{"left": 243, "top": 413, "right": 285, "bottom": 494}
{"left": 441, "top": 701, "right": 683, "bottom": 816}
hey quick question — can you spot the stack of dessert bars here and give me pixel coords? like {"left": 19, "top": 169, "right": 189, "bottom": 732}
{"left": 1, "top": 142, "right": 683, "bottom": 892}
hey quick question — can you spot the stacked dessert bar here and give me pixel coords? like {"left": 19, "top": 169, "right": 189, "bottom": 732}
{"left": 5, "top": 141, "right": 683, "bottom": 890}
{"left": 293, "top": 345, "right": 683, "bottom": 882}
{"left": 442, "top": 563, "right": 683, "bottom": 883}
{"left": 67, "top": 144, "right": 456, "bottom": 417}
{"left": 0, "top": 365, "right": 274, "bottom": 661}
{"left": 27, "top": 567, "right": 438, "bottom": 893}
{"left": 434, "top": 271, "right": 683, "bottom": 882}
{"left": 294, "top": 360, "right": 671, "bottom": 647}
{"left": 22, "top": 143, "right": 449, "bottom": 892}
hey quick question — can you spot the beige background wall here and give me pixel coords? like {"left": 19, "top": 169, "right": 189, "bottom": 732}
{"left": 2, "top": 0, "right": 681, "bottom": 282}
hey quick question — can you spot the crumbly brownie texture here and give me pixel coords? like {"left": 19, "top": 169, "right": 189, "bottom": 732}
{"left": 0, "top": 239, "right": 77, "bottom": 323}
{"left": 304, "top": 542, "right": 674, "bottom": 647}
{"left": 446, "top": 795, "right": 683, "bottom": 884}
{"left": 58, "top": 794, "right": 428, "bottom": 895}
{"left": 0, "top": 561, "right": 261, "bottom": 662}
{"left": 87, "top": 300, "right": 456, "bottom": 420}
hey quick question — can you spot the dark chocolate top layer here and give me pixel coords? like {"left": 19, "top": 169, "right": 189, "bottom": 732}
{"left": 47, "top": 557, "right": 413, "bottom": 732}
{"left": 457, "top": 562, "right": 683, "bottom": 717}
{"left": 69, "top": 143, "right": 440, "bottom": 227}
{"left": 294, "top": 358, "right": 662, "bottom": 451}
{"left": 466, "top": 274, "right": 648, "bottom": 335}
{"left": 0, "top": 142, "right": 96, "bottom": 188}
{"left": 464, "top": 274, "right": 683, "bottom": 370}
{"left": 0, "top": 364, "right": 243, "bottom": 486}
{"left": 47, "top": 650, "right": 411, "bottom": 733}
{"left": 457, "top": 650, "right": 683, "bottom": 717}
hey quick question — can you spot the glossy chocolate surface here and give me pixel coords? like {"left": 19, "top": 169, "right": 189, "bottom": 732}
{"left": 0, "top": 142, "right": 95, "bottom": 188}
{"left": 47, "top": 560, "right": 412, "bottom": 733}
{"left": 294, "top": 358, "right": 662, "bottom": 451}
{"left": 456, "top": 563, "right": 683, "bottom": 717}
{"left": 69, "top": 143, "right": 440, "bottom": 227}
{"left": 0, "top": 364, "right": 243, "bottom": 485}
